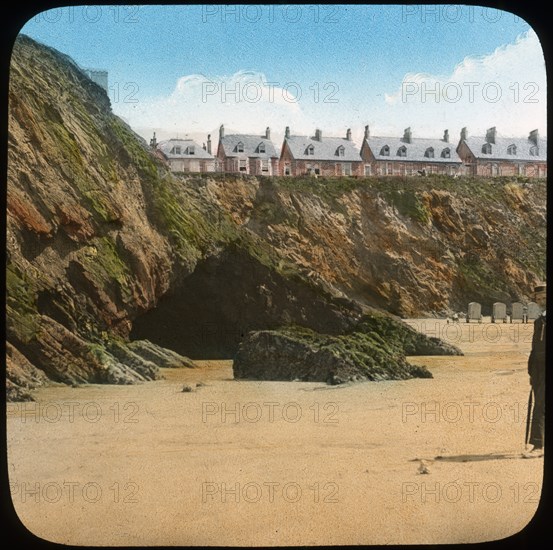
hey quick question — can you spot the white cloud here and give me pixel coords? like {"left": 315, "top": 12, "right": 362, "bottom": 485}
{"left": 115, "top": 29, "right": 546, "bottom": 144}
{"left": 381, "top": 29, "right": 546, "bottom": 138}
{"left": 114, "top": 70, "right": 314, "bottom": 142}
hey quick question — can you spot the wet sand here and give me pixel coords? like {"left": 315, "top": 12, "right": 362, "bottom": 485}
{"left": 7, "top": 319, "right": 543, "bottom": 545}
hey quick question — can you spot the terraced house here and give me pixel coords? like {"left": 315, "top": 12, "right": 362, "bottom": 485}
{"left": 360, "top": 126, "right": 463, "bottom": 176}
{"left": 280, "top": 127, "right": 363, "bottom": 176}
{"left": 154, "top": 135, "right": 217, "bottom": 173}
{"left": 456, "top": 127, "right": 547, "bottom": 177}
{"left": 217, "top": 125, "right": 279, "bottom": 175}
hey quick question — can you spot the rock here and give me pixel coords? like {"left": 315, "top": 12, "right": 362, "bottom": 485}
{"left": 182, "top": 384, "right": 195, "bottom": 393}
{"left": 127, "top": 340, "right": 196, "bottom": 369}
{"left": 233, "top": 325, "right": 433, "bottom": 384}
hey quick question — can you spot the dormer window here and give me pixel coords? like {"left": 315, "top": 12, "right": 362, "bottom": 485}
{"left": 173, "top": 146, "right": 181, "bottom": 155}
{"left": 397, "top": 146, "right": 407, "bottom": 157}
{"left": 336, "top": 145, "right": 345, "bottom": 157}
{"left": 482, "top": 143, "right": 492, "bottom": 154}
{"left": 424, "top": 147, "right": 434, "bottom": 158}
{"left": 258, "top": 143, "right": 266, "bottom": 154}
{"left": 306, "top": 144, "right": 314, "bottom": 155}
{"left": 380, "top": 145, "right": 390, "bottom": 156}
{"left": 441, "top": 148, "right": 451, "bottom": 158}
{"left": 187, "top": 146, "right": 195, "bottom": 155}
{"left": 530, "top": 145, "right": 539, "bottom": 156}
{"left": 507, "top": 144, "right": 517, "bottom": 155}
{"left": 236, "top": 141, "right": 244, "bottom": 153}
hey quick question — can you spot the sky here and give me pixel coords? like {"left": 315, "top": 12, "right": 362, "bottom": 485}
{"left": 19, "top": 5, "right": 546, "bottom": 145}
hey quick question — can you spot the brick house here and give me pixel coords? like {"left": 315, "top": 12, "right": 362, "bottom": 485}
{"left": 456, "top": 127, "right": 547, "bottom": 177}
{"left": 360, "top": 126, "right": 463, "bottom": 176}
{"left": 280, "top": 127, "right": 363, "bottom": 177}
{"left": 217, "top": 125, "right": 279, "bottom": 175}
{"left": 155, "top": 135, "right": 217, "bottom": 173}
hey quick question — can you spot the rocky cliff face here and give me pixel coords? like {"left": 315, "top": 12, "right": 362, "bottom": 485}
{"left": 7, "top": 36, "right": 545, "bottom": 399}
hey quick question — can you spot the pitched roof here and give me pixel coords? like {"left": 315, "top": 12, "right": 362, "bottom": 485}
{"left": 219, "top": 134, "right": 278, "bottom": 159}
{"left": 158, "top": 139, "right": 214, "bottom": 159}
{"left": 284, "top": 135, "right": 361, "bottom": 162}
{"left": 364, "top": 136, "right": 462, "bottom": 163}
{"left": 461, "top": 136, "right": 547, "bottom": 161}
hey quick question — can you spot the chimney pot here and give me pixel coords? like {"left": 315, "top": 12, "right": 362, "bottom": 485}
{"left": 219, "top": 124, "right": 225, "bottom": 139}
{"left": 403, "top": 127, "right": 412, "bottom": 144}
{"left": 364, "top": 125, "right": 370, "bottom": 140}
{"left": 265, "top": 126, "right": 271, "bottom": 140}
{"left": 443, "top": 129, "right": 449, "bottom": 143}
{"left": 207, "top": 134, "right": 212, "bottom": 154}
{"left": 346, "top": 128, "right": 352, "bottom": 141}
{"left": 315, "top": 129, "right": 322, "bottom": 141}
{"left": 529, "top": 129, "right": 539, "bottom": 145}
{"left": 460, "top": 127, "right": 468, "bottom": 140}
{"left": 285, "top": 126, "right": 290, "bottom": 139}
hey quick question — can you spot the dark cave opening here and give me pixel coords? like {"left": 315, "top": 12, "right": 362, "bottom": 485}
{"left": 129, "top": 247, "right": 358, "bottom": 359}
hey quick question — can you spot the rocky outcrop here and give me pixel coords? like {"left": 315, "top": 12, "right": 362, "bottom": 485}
{"left": 234, "top": 325, "right": 434, "bottom": 384}
{"left": 6, "top": 36, "right": 544, "bottom": 397}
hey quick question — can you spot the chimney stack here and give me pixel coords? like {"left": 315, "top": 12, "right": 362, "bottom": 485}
{"left": 265, "top": 126, "right": 271, "bottom": 140}
{"left": 485, "top": 127, "right": 496, "bottom": 144}
{"left": 207, "top": 134, "right": 212, "bottom": 154}
{"left": 219, "top": 124, "right": 225, "bottom": 139}
{"left": 403, "top": 127, "right": 412, "bottom": 144}
{"left": 285, "top": 126, "right": 290, "bottom": 139}
{"left": 460, "top": 127, "right": 468, "bottom": 141}
{"left": 346, "top": 128, "right": 352, "bottom": 141}
{"left": 443, "top": 129, "right": 449, "bottom": 143}
{"left": 529, "top": 129, "right": 539, "bottom": 145}
{"left": 150, "top": 131, "right": 157, "bottom": 149}
{"left": 203, "top": 142, "right": 206, "bottom": 151}
{"left": 315, "top": 129, "right": 322, "bottom": 141}
{"left": 364, "top": 125, "right": 370, "bottom": 140}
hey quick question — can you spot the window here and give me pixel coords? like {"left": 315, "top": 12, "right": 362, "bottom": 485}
{"left": 258, "top": 143, "right": 266, "bottom": 154}
{"left": 530, "top": 145, "right": 539, "bottom": 156}
{"left": 482, "top": 143, "right": 492, "bottom": 154}
{"left": 364, "top": 164, "right": 372, "bottom": 176}
{"left": 261, "top": 160, "right": 269, "bottom": 173}
{"left": 425, "top": 147, "right": 434, "bottom": 158}
{"left": 507, "top": 144, "right": 517, "bottom": 155}
{"left": 441, "top": 148, "right": 451, "bottom": 158}
{"left": 397, "top": 146, "right": 407, "bottom": 157}
{"left": 236, "top": 141, "right": 244, "bottom": 153}
{"left": 380, "top": 145, "right": 390, "bottom": 156}
{"left": 386, "top": 162, "right": 392, "bottom": 175}
{"left": 172, "top": 146, "right": 181, "bottom": 155}
{"left": 518, "top": 164, "right": 524, "bottom": 176}
{"left": 187, "top": 146, "right": 195, "bottom": 155}
{"left": 492, "top": 163, "right": 499, "bottom": 176}
{"left": 336, "top": 145, "right": 345, "bottom": 157}
{"left": 284, "top": 165, "right": 291, "bottom": 176}
{"left": 343, "top": 163, "right": 352, "bottom": 176}
{"left": 306, "top": 145, "right": 314, "bottom": 155}
{"left": 239, "top": 159, "right": 247, "bottom": 172}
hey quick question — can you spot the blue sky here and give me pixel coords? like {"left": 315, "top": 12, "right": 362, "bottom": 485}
{"left": 19, "top": 5, "right": 545, "bottom": 143}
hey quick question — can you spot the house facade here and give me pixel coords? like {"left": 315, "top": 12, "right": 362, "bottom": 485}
{"left": 456, "top": 127, "right": 547, "bottom": 177}
{"left": 280, "top": 127, "right": 363, "bottom": 176}
{"left": 360, "top": 126, "right": 463, "bottom": 176}
{"left": 155, "top": 135, "right": 217, "bottom": 173}
{"left": 217, "top": 126, "right": 279, "bottom": 175}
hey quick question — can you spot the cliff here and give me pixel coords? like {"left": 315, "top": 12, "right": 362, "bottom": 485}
{"left": 7, "top": 36, "right": 546, "bottom": 399}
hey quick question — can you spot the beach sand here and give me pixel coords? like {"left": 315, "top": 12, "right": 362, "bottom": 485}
{"left": 7, "top": 319, "right": 543, "bottom": 545}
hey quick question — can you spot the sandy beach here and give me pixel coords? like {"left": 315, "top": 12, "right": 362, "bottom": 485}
{"left": 7, "top": 319, "right": 543, "bottom": 545}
